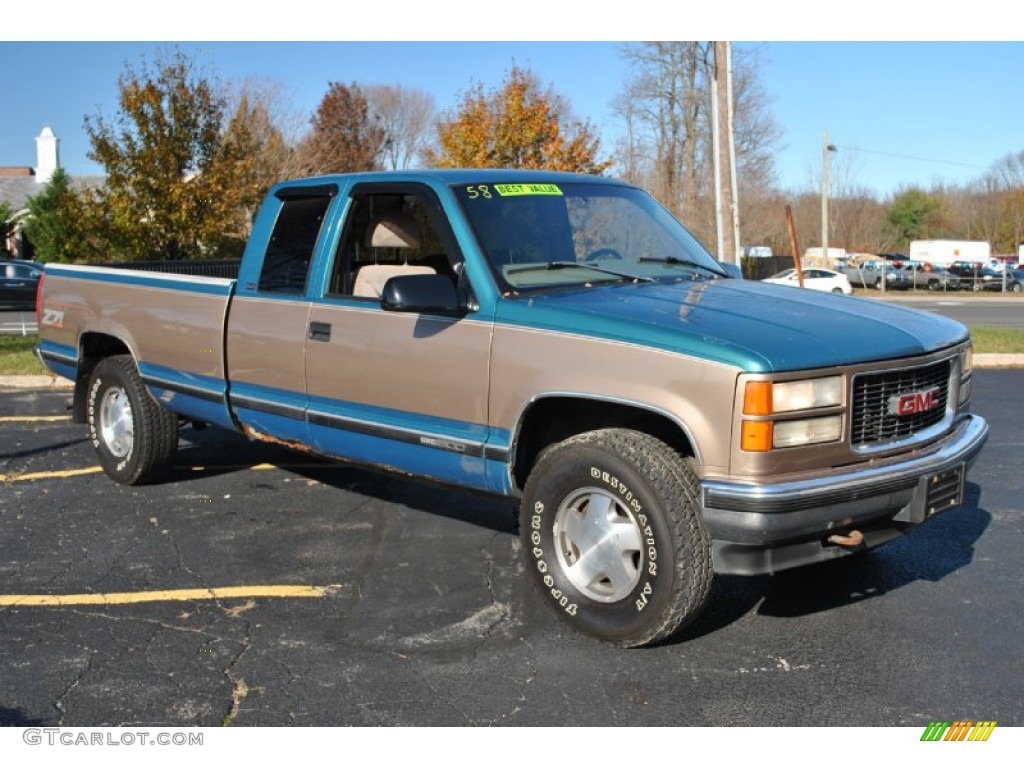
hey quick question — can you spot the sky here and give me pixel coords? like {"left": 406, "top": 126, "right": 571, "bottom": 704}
{"left": 2, "top": 4, "right": 1021, "bottom": 200}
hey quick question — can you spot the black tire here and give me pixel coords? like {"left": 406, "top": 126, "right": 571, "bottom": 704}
{"left": 86, "top": 355, "right": 179, "bottom": 485}
{"left": 519, "top": 429, "right": 712, "bottom": 647}
{"left": 1012, "top": 282, "right": 1023, "bottom": 294}
{"left": 831, "top": 287, "right": 843, "bottom": 294}
{"left": 927, "top": 280, "right": 940, "bottom": 291}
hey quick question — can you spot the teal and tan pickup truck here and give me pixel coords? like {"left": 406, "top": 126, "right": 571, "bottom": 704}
{"left": 36, "top": 170, "right": 988, "bottom": 647}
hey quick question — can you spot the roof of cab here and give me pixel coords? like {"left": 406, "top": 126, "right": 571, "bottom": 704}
{"left": 270, "top": 168, "right": 632, "bottom": 191}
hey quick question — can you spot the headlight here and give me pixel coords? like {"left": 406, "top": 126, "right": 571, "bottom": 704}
{"left": 772, "top": 416, "right": 844, "bottom": 448}
{"left": 960, "top": 345, "right": 973, "bottom": 378}
{"left": 743, "top": 376, "right": 843, "bottom": 415}
{"left": 742, "top": 376, "right": 845, "bottom": 451}
{"left": 959, "top": 344, "right": 973, "bottom": 405}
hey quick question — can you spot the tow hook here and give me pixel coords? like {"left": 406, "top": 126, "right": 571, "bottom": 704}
{"left": 827, "top": 530, "right": 865, "bottom": 547}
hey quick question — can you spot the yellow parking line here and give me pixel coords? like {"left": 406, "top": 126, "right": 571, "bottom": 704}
{"left": 0, "top": 466, "right": 104, "bottom": 483}
{"left": 0, "top": 584, "right": 341, "bottom": 607}
{"left": 0, "top": 415, "right": 71, "bottom": 423}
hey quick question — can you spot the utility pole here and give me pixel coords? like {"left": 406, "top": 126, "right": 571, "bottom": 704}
{"left": 713, "top": 41, "right": 737, "bottom": 264}
{"left": 821, "top": 130, "right": 836, "bottom": 265}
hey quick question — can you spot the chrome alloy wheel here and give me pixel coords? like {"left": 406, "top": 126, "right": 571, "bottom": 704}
{"left": 552, "top": 487, "right": 644, "bottom": 603}
{"left": 99, "top": 386, "right": 134, "bottom": 458}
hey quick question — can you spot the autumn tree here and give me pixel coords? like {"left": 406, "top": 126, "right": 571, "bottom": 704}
{"left": 426, "top": 66, "right": 611, "bottom": 174}
{"left": 213, "top": 81, "right": 304, "bottom": 245}
{"left": 297, "top": 82, "right": 387, "bottom": 174}
{"left": 364, "top": 84, "right": 435, "bottom": 170}
{"left": 980, "top": 151, "right": 1024, "bottom": 252}
{"left": 82, "top": 49, "right": 263, "bottom": 260}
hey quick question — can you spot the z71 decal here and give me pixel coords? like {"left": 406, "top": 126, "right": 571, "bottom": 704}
{"left": 40, "top": 308, "right": 65, "bottom": 328}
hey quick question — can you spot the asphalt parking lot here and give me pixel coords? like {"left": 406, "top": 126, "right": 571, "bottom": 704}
{"left": 1, "top": 372, "right": 1022, "bottom": 728}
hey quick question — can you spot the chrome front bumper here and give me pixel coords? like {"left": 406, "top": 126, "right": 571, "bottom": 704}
{"left": 700, "top": 415, "right": 989, "bottom": 575}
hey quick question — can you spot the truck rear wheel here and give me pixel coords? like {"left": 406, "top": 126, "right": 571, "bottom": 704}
{"left": 87, "top": 355, "right": 178, "bottom": 485}
{"left": 519, "top": 429, "right": 712, "bottom": 647}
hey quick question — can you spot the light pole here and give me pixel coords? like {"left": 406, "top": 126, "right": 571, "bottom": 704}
{"left": 821, "top": 130, "right": 837, "bottom": 265}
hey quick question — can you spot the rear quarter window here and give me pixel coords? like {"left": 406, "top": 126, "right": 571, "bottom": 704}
{"left": 257, "top": 196, "right": 332, "bottom": 295}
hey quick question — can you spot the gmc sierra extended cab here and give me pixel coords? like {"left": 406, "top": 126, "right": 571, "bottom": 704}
{"left": 36, "top": 170, "right": 988, "bottom": 647}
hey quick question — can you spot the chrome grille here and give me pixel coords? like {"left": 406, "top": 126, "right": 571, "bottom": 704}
{"left": 851, "top": 360, "right": 951, "bottom": 447}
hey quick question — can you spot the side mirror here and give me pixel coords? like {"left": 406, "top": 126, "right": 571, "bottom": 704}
{"left": 381, "top": 274, "right": 466, "bottom": 316}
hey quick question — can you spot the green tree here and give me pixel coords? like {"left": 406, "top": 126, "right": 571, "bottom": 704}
{"left": 885, "top": 188, "right": 944, "bottom": 246}
{"left": 0, "top": 200, "right": 15, "bottom": 258}
{"left": 22, "top": 168, "right": 79, "bottom": 262}
{"left": 83, "top": 49, "right": 259, "bottom": 260}
{"left": 426, "top": 66, "right": 611, "bottom": 174}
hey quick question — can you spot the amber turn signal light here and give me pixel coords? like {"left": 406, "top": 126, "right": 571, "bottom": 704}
{"left": 741, "top": 420, "right": 773, "bottom": 452}
{"left": 743, "top": 381, "right": 773, "bottom": 416}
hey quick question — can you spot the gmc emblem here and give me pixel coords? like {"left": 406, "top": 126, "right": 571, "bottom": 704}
{"left": 887, "top": 387, "right": 941, "bottom": 416}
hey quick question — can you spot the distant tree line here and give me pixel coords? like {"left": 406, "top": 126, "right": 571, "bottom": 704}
{"left": 19, "top": 45, "right": 1024, "bottom": 264}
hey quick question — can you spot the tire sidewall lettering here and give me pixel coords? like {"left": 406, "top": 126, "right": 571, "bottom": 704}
{"left": 528, "top": 500, "right": 578, "bottom": 617}
{"left": 525, "top": 457, "right": 665, "bottom": 626}
{"left": 519, "top": 430, "right": 712, "bottom": 646}
{"left": 87, "top": 376, "right": 103, "bottom": 450}
{"left": 588, "top": 464, "right": 660, "bottom": 609}
{"left": 90, "top": 378, "right": 135, "bottom": 468}
{"left": 87, "top": 362, "right": 141, "bottom": 483}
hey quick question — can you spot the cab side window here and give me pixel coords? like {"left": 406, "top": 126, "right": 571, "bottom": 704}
{"left": 328, "top": 190, "right": 461, "bottom": 298}
{"left": 258, "top": 195, "right": 332, "bottom": 295}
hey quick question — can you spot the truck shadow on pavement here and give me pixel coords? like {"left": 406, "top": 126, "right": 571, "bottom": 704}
{"left": 169, "top": 427, "right": 517, "bottom": 535}
{"left": 679, "top": 483, "right": 989, "bottom": 642}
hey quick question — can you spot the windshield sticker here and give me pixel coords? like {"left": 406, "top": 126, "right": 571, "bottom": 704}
{"left": 493, "top": 183, "right": 563, "bottom": 197}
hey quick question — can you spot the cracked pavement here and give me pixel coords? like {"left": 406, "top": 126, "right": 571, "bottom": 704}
{"left": 1, "top": 376, "right": 1022, "bottom": 727}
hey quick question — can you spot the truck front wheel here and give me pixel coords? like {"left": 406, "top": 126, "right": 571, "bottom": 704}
{"left": 519, "top": 429, "right": 712, "bottom": 647}
{"left": 87, "top": 355, "right": 179, "bottom": 485}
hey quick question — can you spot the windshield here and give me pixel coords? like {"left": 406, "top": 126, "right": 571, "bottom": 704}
{"left": 452, "top": 181, "right": 726, "bottom": 291}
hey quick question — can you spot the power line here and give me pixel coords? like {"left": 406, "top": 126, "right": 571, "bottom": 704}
{"left": 834, "top": 144, "right": 990, "bottom": 171}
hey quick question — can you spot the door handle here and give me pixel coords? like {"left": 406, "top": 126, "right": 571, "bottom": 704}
{"left": 308, "top": 321, "right": 332, "bottom": 342}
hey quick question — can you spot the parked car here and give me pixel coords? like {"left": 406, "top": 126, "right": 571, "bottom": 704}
{"left": 902, "top": 263, "right": 961, "bottom": 291}
{"left": 0, "top": 259, "right": 44, "bottom": 311}
{"left": 1004, "top": 269, "right": 1024, "bottom": 293}
{"left": 947, "top": 263, "right": 1005, "bottom": 291}
{"left": 843, "top": 260, "right": 911, "bottom": 290}
{"left": 762, "top": 267, "right": 852, "bottom": 294}
{"left": 878, "top": 252, "right": 908, "bottom": 269}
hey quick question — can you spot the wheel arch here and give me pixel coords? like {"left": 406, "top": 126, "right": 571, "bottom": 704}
{"left": 510, "top": 394, "right": 700, "bottom": 492}
{"left": 71, "top": 332, "right": 135, "bottom": 423}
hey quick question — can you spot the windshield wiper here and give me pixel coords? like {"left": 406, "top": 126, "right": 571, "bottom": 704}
{"left": 505, "top": 261, "right": 654, "bottom": 283}
{"left": 638, "top": 256, "right": 728, "bottom": 277}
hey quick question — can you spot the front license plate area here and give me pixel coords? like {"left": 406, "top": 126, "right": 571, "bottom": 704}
{"left": 923, "top": 464, "right": 965, "bottom": 518}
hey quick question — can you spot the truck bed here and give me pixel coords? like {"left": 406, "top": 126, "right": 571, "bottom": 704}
{"left": 37, "top": 264, "right": 237, "bottom": 430}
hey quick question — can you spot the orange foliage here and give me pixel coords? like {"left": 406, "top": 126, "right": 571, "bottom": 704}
{"left": 427, "top": 67, "right": 611, "bottom": 174}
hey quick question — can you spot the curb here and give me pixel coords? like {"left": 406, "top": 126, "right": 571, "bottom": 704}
{"left": 0, "top": 375, "right": 74, "bottom": 390}
{"left": 2, "top": 354, "right": 1023, "bottom": 392}
{"left": 974, "top": 353, "right": 1024, "bottom": 368}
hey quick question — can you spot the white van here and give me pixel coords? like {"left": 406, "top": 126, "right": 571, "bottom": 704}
{"left": 908, "top": 240, "right": 990, "bottom": 266}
